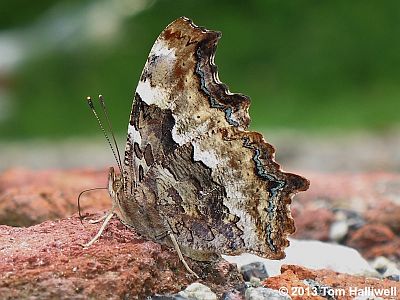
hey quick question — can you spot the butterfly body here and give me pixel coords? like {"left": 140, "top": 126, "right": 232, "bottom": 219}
{"left": 109, "top": 17, "right": 309, "bottom": 262}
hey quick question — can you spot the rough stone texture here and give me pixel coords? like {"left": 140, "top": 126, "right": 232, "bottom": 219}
{"left": 240, "top": 262, "right": 269, "bottom": 281}
{"left": 293, "top": 171, "right": 400, "bottom": 262}
{"left": 0, "top": 168, "right": 109, "bottom": 226}
{"left": 347, "top": 224, "right": 400, "bottom": 260}
{"left": 0, "top": 214, "right": 243, "bottom": 299}
{"left": 364, "top": 200, "right": 400, "bottom": 234}
{"left": 221, "top": 289, "right": 245, "bottom": 300}
{"left": 291, "top": 208, "right": 334, "bottom": 241}
{"left": 264, "top": 265, "right": 400, "bottom": 300}
{"left": 2, "top": 168, "right": 400, "bottom": 298}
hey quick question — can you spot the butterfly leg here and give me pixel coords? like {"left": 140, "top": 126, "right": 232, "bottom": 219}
{"left": 168, "top": 231, "right": 199, "bottom": 278}
{"left": 88, "top": 212, "right": 109, "bottom": 224}
{"left": 81, "top": 203, "right": 116, "bottom": 248}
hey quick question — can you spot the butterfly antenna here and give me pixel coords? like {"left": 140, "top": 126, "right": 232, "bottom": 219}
{"left": 78, "top": 187, "right": 108, "bottom": 224}
{"left": 98, "top": 95, "right": 124, "bottom": 175}
{"left": 86, "top": 96, "right": 123, "bottom": 175}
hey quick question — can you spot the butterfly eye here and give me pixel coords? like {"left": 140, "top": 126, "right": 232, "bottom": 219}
{"left": 113, "top": 180, "right": 122, "bottom": 192}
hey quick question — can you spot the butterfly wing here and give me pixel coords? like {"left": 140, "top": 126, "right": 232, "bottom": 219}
{"left": 123, "top": 17, "right": 309, "bottom": 260}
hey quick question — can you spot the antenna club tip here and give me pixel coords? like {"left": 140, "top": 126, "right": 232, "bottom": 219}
{"left": 99, "top": 94, "right": 105, "bottom": 104}
{"left": 86, "top": 96, "right": 95, "bottom": 109}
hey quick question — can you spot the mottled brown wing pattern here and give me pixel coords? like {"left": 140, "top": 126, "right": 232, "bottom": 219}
{"left": 121, "top": 17, "right": 309, "bottom": 261}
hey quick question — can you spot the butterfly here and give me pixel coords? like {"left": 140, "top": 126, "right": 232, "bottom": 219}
{"left": 83, "top": 17, "right": 309, "bottom": 277}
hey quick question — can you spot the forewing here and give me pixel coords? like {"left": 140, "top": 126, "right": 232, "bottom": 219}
{"left": 123, "top": 17, "right": 309, "bottom": 260}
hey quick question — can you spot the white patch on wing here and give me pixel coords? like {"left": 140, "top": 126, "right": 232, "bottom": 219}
{"left": 151, "top": 39, "right": 176, "bottom": 58}
{"left": 135, "top": 39, "right": 176, "bottom": 109}
{"left": 136, "top": 81, "right": 169, "bottom": 109}
{"left": 123, "top": 123, "right": 142, "bottom": 183}
{"left": 223, "top": 184, "right": 259, "bottom": 247}
{"left": 171, "top": 119, "right": 210, "bottom": 145}
{"left": 127, "top": 123, "right": 142, "bottom": 146}
{"left": 192, "top": 142, "right": 219, "bottom": 169}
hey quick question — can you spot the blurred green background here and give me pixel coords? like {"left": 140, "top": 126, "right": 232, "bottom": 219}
{"left": 0, "top": 0, "right": 399, "bottom": 140}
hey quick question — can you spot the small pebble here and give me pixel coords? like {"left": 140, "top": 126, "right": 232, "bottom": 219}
{"left": 221, "top": 289, "right": 244, "bottom": 300}
{"left": 385, "top": 274, "right": 400, "bottom": 281}
{"left": 245, "top": 287, "right": 291, "bottom": 300}
{"left": 178, "top": 282, "right": 217, "bottom": 300}
{"left": 371, "top": 256, "right": 400, "bottom": 278}
{"left": 329, "top": 220, "right": 349, "bottom": 242}
{"left": 240, "top": 262, "right": 268, "bottom": 281}
{"left": 333, "top": 208, "right": 365, "bottom": 230}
